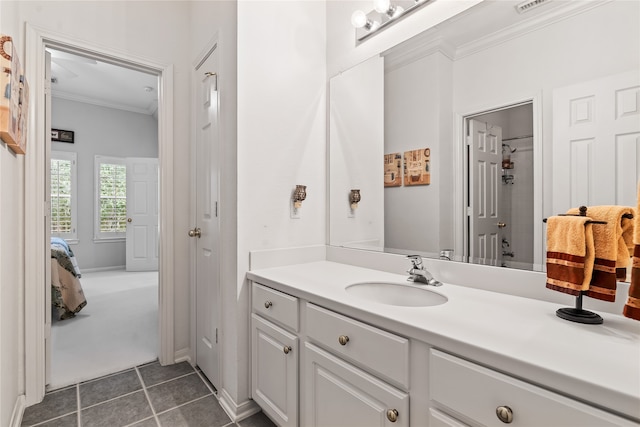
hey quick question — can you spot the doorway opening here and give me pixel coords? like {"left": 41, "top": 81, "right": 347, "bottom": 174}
{"left": 464, "top": 102, "right": 535, "bottom": 270}
{"left": 47, "top": 48, "right": 160, "bottom": 389}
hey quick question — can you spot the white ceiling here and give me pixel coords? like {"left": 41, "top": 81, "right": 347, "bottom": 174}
{"left": 48, "top": 48, "right": 159, "bottom": 116}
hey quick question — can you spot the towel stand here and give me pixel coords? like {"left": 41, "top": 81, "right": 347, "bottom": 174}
{"left": 544, "top": 206, "right": 606, "bottom": 325}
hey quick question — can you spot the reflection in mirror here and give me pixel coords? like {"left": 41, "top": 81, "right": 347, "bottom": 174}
{"left": 329, "top": 0, "right": 640, "bottom": 275}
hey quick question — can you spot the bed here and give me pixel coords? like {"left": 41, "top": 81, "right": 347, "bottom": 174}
{"left": 51, "top": 237, "right": 87, "bottom": 319}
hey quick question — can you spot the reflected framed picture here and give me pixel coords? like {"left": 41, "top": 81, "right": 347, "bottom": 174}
{"left": 51, "top": 129, "right": 74, "bottom": 143}
{"left": 384, "top": 153, "right": 402, "bottom": 187}
{"left": 403, "top": 148, "right": 431, "bottom": 186}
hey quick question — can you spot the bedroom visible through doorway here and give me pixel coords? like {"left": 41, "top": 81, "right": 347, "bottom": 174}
{"left": 47, "top": 47, "right": 159, "bottom": 389}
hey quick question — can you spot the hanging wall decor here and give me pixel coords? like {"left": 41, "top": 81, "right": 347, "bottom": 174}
{"left": 403, "top": 148, "right": 431, "bottom": 186}
{"left": 0, "top": 34, "right": 28, "bottom": 154}
{"left": 384, "top": 152, "right": 402, "bottom": 187}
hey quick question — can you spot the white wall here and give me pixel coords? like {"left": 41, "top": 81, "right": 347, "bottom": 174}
{"left": 384, "top": 52, "right": 453, "bottom": 255}
{"left": 1, "top": 1, "right": 191, "bottom": 420}
{"left": 51, "top": 98, "right": 158, "bottom": 270}
{"left": 0, "top": 1, "right": 26, "bottom": 424}
{"left": 236, "top": 0, "right": 327, "bottom": 407}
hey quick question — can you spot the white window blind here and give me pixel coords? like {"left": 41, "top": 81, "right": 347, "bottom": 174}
{"left": 95, "top": 156, "right": 127, "bottom": 240}
{"left": 51, "top": 151, "right": 77, "bottom": 241}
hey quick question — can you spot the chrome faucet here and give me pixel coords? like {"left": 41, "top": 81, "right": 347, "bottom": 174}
{"left": 406, "top": 255, "right": 442, "bottom": 286}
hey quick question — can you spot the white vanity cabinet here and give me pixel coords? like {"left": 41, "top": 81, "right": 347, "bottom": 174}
{"left": 303, "top": 303, "right": 410, "bottom": 427}
{"left": 251, "top": 283, "right": 300, "bottom": 427}
{"left": 429, "top": 349, "right": 637, "bottom": 427}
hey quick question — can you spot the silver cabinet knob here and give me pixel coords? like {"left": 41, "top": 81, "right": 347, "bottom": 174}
{"left": 386, "top": 409, "right": 399, "bottom": 422}
{"left": 496, "top": 406, "right": 513, "bottom": 423}
{"left": 338, "top": 335, "right": 349, "bottom": 346}
{"left": 188, "top": 228, "right": 202, "bottom": 238}
{"left": 264, "top": 301, "right": 272, "bottom": 309}
{"left": 283, "top": 345, "right": 292, "bottom": 354}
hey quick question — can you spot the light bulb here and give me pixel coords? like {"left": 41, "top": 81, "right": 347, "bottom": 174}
{"left": 351, "top": 10, "right": 367, "bottom": 28}
{"left": 374, "top": 0, "right": 391, "bottom": 13}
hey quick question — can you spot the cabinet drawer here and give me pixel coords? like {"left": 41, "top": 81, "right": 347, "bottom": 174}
{"left": 429, "top": 349, "right": 635, "bottom": 427}
{"left": 306, "top": 303, "right": 409, "bottom": 389}
{"left": 252, "top": 283, "right": 299, "bottom": 331}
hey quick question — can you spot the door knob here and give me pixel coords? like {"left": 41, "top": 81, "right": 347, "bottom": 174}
{"left": 188, "top": 228, "right": 202, "bottom": 238}
{"left": 497, "top": 222, "right": 506, "bottom": 228}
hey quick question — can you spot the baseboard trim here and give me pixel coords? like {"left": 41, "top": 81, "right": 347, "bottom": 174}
{"left": 218, "top": 388, "right": 260, "bottom": 422}
{"left": 81, "top": 265, "right": 126, "bottom": 274}
{"left": 10, "top": 395, "right": 26, "bottom": 427}
{"left": 174, "top": 348, "right": 191, "bottom": 364}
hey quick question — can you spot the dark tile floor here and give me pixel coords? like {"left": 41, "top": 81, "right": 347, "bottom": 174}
{"left": 21, "top": 361, "right": 277, "bottom": 427}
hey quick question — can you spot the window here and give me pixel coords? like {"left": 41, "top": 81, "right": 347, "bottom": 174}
{"left": 95, "top": 156, "right": 127, "bottom": 240}
{"left": 51, "top": 151, "right": 77, "bottom": 242}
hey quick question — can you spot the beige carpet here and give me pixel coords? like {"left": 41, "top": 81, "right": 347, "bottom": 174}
{"left": 50, "top": 270, "right": 158, "bottom": 390}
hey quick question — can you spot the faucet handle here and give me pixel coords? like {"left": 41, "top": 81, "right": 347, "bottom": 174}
{"left": 406, "top": 254, "right": 423, "bottom": 268}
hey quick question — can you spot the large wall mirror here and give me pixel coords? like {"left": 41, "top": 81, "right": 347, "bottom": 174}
{"left": 329, "top": 0, "right": 640, "bottom": 274}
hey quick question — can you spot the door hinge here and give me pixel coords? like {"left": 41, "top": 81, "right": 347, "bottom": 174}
{"left": 215, "top": 201, "right": 218, "bottom": 218}
{"left": 466, "top": 206, "right": 473, "bottom": 216}
{"left": 215, "top": 328, "right": 218, "bottom": 344}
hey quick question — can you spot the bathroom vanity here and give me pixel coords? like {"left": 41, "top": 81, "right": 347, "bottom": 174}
{"left": 247, "top": 260, "right": 640, "bottom": 427}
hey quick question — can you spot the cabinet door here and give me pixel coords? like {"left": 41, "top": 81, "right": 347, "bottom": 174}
{"left": 303, "top": 342, "right": 409, "bottom": 427}
{"left": 252, "top": 314, "right": 298, "bottom": 427}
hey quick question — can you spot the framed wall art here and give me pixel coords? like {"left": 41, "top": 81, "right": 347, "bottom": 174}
{"left": 384, "top": 152, "right": 402, "bottom": 187}
{"left": 52, "top": 129, "right": 75, "bottom": 143}
{"left": 403, "top": 148, "right": 431, "bottom": 186}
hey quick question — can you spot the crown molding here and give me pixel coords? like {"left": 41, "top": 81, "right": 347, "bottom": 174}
{"left": 383, "top": 35, "right": 456, "bottom": 72}
{"left": 454, "top": 0, "right": 611, "bottom": 59}
{"left": 52, "top": 90, "right": 156, "bottom": 116}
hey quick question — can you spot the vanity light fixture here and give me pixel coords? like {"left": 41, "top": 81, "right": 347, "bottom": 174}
{"left": 374, "top": 0, "right": 404, "bottom": 18}
{"left": 349, "top": 189, "right": 361, "bottom": 210}
{"left": 352, "top": 0, "right": 433, "bottom": 43}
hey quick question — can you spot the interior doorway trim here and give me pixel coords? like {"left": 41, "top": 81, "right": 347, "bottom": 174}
{"left": 24, "top": 24, "right": 175, "bottom": 405}
{"left": 453, "top": 94, "right": 543, "bottom": 268}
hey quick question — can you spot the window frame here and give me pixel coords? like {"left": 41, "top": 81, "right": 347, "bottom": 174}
{"left": 50, "top": 150, "right": 78, "bottom": 243}
{"left": 94, "top": 155, "right": 127, "bottom": 242}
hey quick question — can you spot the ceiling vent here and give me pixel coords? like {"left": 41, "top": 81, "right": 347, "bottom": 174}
{"left": 515, "top": 0, "right": 550, "bottom": 14}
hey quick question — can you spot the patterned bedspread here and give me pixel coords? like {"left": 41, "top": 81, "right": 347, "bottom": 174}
{"left": 51, "top": 246, "right": 87, "bottom": 320}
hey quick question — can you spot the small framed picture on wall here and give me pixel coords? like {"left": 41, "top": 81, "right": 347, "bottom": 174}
{"left": 51, "top": 129, "right": 74, "bottom": 143}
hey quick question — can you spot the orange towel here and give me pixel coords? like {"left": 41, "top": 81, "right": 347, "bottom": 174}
{"left": 567, "top": 206, "right": 634, "bottom": 301}
{"left": 546, "top": 216, "right": 595, "bottom": 296}
{"left": 624, "top": 185, "right": 640, "bottom": 321}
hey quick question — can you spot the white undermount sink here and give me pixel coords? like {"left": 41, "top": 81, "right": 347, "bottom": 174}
{"left": 345, "top": 282, "right": 448, "bottom": 307}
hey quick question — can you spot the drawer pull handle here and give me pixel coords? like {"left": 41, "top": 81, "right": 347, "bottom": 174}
{"left": 264, "top": 301, "right": 273, "bottom": 309}
{"left": 338, "top": 335, "right": 350, "bottom": 346}
{"left": 496, "top": 406, "right": 513, "bottom": 424}
{"left": 283, "top": 345, "right": 292, "bottom": 355}
{"left": 386, "top": 409, "right": 399, "bottom": 423}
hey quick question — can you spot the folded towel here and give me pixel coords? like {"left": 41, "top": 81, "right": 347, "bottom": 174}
{"left": 546, "top": 216, "right": 595, "bottom": 296}
{"left": 567, "top": 206, "right": 635, "bottom": 301}
{"left": 624, "top": 185, "right": 640, "bottom": 321}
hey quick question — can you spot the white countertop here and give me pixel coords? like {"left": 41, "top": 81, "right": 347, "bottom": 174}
{"left": 247, "top": 260, "right": 640, "bottom": 421}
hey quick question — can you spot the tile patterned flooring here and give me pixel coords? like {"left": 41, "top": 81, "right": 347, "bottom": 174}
{"left": 21, "top": 361, "right": 276, "bottom": 427}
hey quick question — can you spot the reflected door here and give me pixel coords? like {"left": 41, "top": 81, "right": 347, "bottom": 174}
{"left": 552, "top": 70, "right": 640, "bottom": 212}
{"left": 468, "top": 119, "right": 503, "bottom": 266}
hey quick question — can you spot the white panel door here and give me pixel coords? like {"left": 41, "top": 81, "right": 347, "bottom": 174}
{"left": 468, "top": 119, "right": 503, "bottom": 266}
{"left": 193, "top": 49, "right": 221, "bottom": 388}
{"left": 553, "top": 70, "right": 640, "bottom": 213}
{"left": 125, "top": 157, "right": 159, "bottom": 271}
